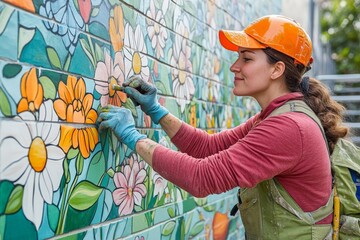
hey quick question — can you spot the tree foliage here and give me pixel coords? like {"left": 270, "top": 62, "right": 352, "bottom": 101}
{"left": 321, "top": 0, "right": 360, "bottom": 73}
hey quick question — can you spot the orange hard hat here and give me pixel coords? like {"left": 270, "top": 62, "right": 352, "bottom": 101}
{"left": 219, "top": 15, "right": 313, "bottom": 67}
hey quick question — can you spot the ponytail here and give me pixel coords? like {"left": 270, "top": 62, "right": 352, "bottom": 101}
{"left": 263, "top": 48, "right": 349, "bottom": 153}
{"left": 301, "top": 77, "right": 349, "bottom": 153}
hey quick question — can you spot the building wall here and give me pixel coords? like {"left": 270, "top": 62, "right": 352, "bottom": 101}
{"left": 0, "top": 0, "right": 281, "bottom": 239}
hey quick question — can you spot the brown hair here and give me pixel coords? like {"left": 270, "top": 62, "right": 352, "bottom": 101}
{"left": 263, "top": 48, "right": 349, "bottom": 153}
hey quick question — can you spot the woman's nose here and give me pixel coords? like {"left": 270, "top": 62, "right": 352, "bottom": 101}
{"left": 230, "top": 58, "right": 241, "bottom": 73}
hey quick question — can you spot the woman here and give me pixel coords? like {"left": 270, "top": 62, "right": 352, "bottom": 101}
{"left": 97, "top": 15, "right": 349, "bottom": 239}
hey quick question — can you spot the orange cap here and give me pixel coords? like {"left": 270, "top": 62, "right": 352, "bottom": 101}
{"left": 219, "top": 15, "right": 313, "bottom": 67}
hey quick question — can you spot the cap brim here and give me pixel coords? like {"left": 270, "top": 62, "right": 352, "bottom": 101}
{"left": 219, "top": 30, "right": 267, "bottom": 51}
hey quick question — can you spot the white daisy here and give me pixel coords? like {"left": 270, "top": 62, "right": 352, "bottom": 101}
{"left": 123, "top": 23, "right": 150, "bottom": 81}
{"left": 146, "top": 0, "right": 168, "bottom": 59}
{"left": 0, "top": 100, "right": 65, "bottom": 229}
{"left": 171, "top": 15, "right": 194, "bottom": 112}
{"left": 151, "top": 137, "right": 169, "bottom": 201}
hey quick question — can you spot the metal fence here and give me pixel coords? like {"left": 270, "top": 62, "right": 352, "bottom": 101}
{"left": 317, "top": 74, "right": 360, "bottom": 146}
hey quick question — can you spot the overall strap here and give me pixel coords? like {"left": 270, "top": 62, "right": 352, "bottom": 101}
{"left": 268, "top": 100, "right": 334, "bottom": 222}
{"left": 268, "top": 179, "right": 334, "bottom": 224}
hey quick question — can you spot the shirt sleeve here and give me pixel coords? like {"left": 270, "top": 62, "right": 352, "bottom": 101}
{"left": 152, "top": 115, "right": 303, "bottom": 198}
{"left": 170, "top": 115, "right": 258, "bottom": 158}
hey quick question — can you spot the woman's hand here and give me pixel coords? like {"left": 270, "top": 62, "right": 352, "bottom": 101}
{"left": 97, "top": 105, "right": 146, "bottom": 150}
{"left": 123, "top": 75, "right": 169, "bottom": 124}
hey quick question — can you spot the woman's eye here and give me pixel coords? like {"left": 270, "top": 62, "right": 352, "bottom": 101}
{"left": 243, "top": 58, "right": 251, "bottom": 62}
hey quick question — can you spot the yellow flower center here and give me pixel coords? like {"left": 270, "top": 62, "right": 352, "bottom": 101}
{"left": 178, "top": 70, "right": 186, "bottom": 84}
{"left": 154, "top": 23, "right": 160, "bottom": 34}
{"left": 28, "top": 137, "right": 47, "bottom": 172}
{"left": 132, "top": 52, "right": 141, "bottom": 74}
{"left": 127, "top": 187, "right": 133, "bottom": 198}
{"left": 108, "top": 77, "right": 117, "bottom": 97}
{"left": 178, "top": 54, "right": 186, "bottom": 84}
{"left": 29, "top": 102, "right": 35, "bottom": 112}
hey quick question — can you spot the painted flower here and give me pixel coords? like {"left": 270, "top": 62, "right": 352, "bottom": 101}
{"left": 189, "top": 104, "right": 197, "bottom": 127}
{"left": 3, "top": 0, "right": 35, "bottom": 12}
{"left": 17, "top": 68, "right": 44, "bottom": 114}
{"left": 0, "top": 100, "right": 65, "bottom": 230}
{"left": 151, "top": 137, "right": 169, "bottom": 200}
{"left": 112, "top": 156, "right": 147, "bottom": 216}
{"left": 170, "top": 15, "right": 194, "bottom": 112}
{"left": 54, "top": 76, "right": 98, "bottom": 158}
{"left": 40, "top": 0, "right": 84, "bottom": 54}
{"left": 78, "top": 0, "right": 92, "bottom": 23}
{"left": 206, "top": 2, "right": 217, "bottom": 49}
{"left": 146, "top": 0, "right": 168, "bottom": 59}
{"left": 123, "top": 23, "right": 150, "bottom": 81}
{"left": 222, "top": 105, "right": 233, "bottom": 129}
{"left": 212, "top": 212, "right": 229, "bottom": 240}
{"left": 94, "top": 51, "right": 127, "bottom": 107}
{"left": 109, "top": 5, "right": 125, "bottom": 52}
{"left": 208, "top": 81, "right": 220, "bottom": 103}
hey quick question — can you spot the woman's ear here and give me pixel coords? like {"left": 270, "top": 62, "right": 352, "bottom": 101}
{"left": 271, "top": 61, "right": 285, "bottom": 79}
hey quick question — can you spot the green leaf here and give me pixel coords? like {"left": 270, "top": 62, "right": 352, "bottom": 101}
{"left": 47, "top": 204, "right": 60, "bottom": 232}
{"left": 2, "top": 64, "right": 22, "bottom": 78}
{"left": 46, "top": 47, "right": 62, "bottom": 69}
{"left": 107, "top": 168, "right": 115, "bottom": 178}
{"left": 67, "top": 148, "right": 79, "bottom": 159}
{"left": 63, "top": 53, "right": 71, "bottom": 71}
{"left": 75, "top": 153, "right": 84, "bottom": 175}
{"left": 189, "top": 220, "right": 204, "bottom": 237}
{"left": 63, "top": 158, "right": 71, "bottom": 183}
{"left": 87, "top": 151, "right": 105, "bottom": 184}
{"left": 94, "top": 43, "right": 104, "bottom": 63}
{"left": 0, "top": 87, "right": 12, "bottom": 117}
{"left": 39, "top": 76, "right": 56, "bottom": 99}
{"left": 91, "top": 7, "right": 100, "bottom": 17}
{"left": 185, "top": 212, "right": 193, "bottom": 234}
{"left": 5, "top": 185, "right": 23, "bottom": 214}
{"left": 162, "top": 220, "right": 176, "bottom": 236}
{"left": 194, "top": 197, "right": 207, "bottom": 206}
{"left": 68, "top": 181, "right": 103, "bottom": 211}
{"left": 203, "top": 204, "right": 215, "bottom": 212}
{"left": 167, "top": 207, "right": 175, "bottom": 218}
{"left": 0, "top": 181, "right": 14, "bottom": 214}
{"left": 80, "top": 38, "right": 95, "bottom": 67}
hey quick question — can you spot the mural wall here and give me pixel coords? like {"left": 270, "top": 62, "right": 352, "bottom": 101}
{"left": 0, "top": 0, "right": 282, "bottom": 239}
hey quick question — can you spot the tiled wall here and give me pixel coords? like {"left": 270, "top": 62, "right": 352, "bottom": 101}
{"left": 0, "top": 0, "right": 281, "bottom": 239}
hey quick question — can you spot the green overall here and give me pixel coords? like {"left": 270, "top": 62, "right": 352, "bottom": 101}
{"left": 238, "top": 100, "right": 334, "bottom": 240}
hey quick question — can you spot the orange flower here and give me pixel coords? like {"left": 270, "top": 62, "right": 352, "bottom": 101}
{"left": 212, "top": 212, "right": 229, "bottom": 240}
{"left": 3, "top": 0, "right": 35, "bottom": 12}
{"left": 17, "top": 68, "right": 43, "bottom": 113}
{"left": 54, "top": 76, "right": 98, "bottom": 158}
{"left": 109, "top": 5, "right": 125, "bottom": 52}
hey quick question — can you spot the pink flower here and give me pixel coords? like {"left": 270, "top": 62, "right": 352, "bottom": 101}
{"left": 94, "top": 51, "right": 127, "bottom": 107}
{"left": 112, "top": 159, "right": 147, "bottom": 216}
{"left": 78, "top": 0, "right": 92, "bottom": 23}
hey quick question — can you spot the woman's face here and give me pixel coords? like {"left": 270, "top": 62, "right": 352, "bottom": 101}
{"left": 230, "top": 48, "right": 275, "bottom": 98}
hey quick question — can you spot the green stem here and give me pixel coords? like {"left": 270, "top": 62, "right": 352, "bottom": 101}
{"left": 55, "top": 182, "right": 68, "bottom": 235}
{"left": 86, "top": 24, "right": 96, "bottom": 66}
{"left": 58, "top": 174, "right": 79, "bottom": 234}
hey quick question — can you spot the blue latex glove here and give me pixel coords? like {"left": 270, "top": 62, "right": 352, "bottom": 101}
{"left": 123, "top": 75, "right": 169, "bottom": 124}
{"left": 97, "top": 105, "right": 146, "bottom": 150}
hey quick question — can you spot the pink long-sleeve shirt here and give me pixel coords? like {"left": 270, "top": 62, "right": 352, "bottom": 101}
{"left": 153, "top": 92, "right": 332, "bottom": 223}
